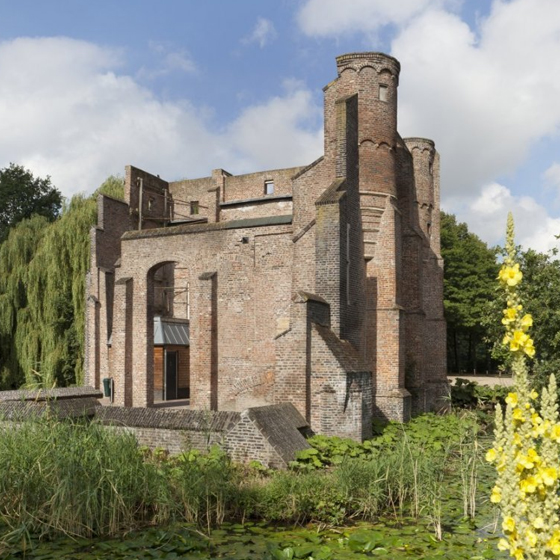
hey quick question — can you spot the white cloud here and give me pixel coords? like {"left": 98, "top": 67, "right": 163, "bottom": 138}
{"left": 0, "top": 37, "right": 322, "bottom": 197}
{"left": 297, "top": 0, "right": 457, "bottom": 38}
{"left": 457, "top": 183, "right": 560, "bottom": 253}
{"left": 226, "top": 80, "right": 323, "bottom": 170}
{"left": 391, "top": 1, "right": 560, "bottom": 202}
{"left": 297, "top": 0, "right": 560, "bottom": 251}
{"left": 242, "top": 17, "right": 278, "bottom": 48}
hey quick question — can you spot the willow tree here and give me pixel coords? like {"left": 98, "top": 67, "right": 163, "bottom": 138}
{"left": 0, "top": 176, "right": 123, "bottom": 389}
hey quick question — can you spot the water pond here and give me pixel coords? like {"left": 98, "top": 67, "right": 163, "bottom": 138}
{"left": 2, "top": 514, "right": 507, "bottom": 559}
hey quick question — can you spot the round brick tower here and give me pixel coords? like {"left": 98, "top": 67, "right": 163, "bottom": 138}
{"left": 326, "top": 53, "right": 410, "bottom": 420}
{"left": 335, "top": 52, "right": 400, "bottom": 197}
{"left": 404, "top": 137, "right": 440, "bottom": 251}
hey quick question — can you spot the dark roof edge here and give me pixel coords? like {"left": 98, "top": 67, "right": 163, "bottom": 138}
{"left": 220, "top": 194, "right": 292, "bottom": 207}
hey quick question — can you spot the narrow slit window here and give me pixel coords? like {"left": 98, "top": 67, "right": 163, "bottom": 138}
{"left": 379, "top": 84, "right": 388, "bottom": 102}
{"left": 346, "top": 223, "right": 351, "bottom": 305}
{"left": 264, "top": 180, "right": 275, "bottom": 195}
{"left": 190, "top": 201, "right": 199, "bottom": 215}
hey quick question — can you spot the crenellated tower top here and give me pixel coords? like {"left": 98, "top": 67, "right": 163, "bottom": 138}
{"left": 335, "top": 52, "right": 400, "bottom": 83}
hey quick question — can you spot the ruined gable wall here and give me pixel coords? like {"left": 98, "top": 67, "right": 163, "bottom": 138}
{"left": 125, "top": 165, "right": 169, "bottom": 230}
{"left": 223, "top": 167, "right": 301, "bottom": 202}
{"left": 168, "top": 177, "right": 215, "bottom": 222}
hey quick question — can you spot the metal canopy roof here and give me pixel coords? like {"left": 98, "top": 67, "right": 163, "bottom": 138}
{"left": 153, "top": 316, "right": 189, "bottom": 346}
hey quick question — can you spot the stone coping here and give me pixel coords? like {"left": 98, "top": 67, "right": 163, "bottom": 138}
{"left": 96, "top": 406, "right": 241, "bottom": 432}
{"left": 0, "top": 386, "right": 103, "bottom": 402}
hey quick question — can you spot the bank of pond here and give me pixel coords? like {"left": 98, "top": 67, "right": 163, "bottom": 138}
{"left": 0, "top": 411, "right": 507, "bottom": 559}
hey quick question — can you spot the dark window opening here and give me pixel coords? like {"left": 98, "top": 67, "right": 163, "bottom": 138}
{"left": 190, "top": 201, "right": 199, "bottom": 215}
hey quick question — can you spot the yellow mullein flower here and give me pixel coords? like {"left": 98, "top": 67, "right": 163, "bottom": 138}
{"left": 527, "top": 448, "right": 540, "bottom": 462}
{"left": 502, "top": 307, "right": 518, "bottom": 325}
{"left": 520, "top": 476, "right": 538, "bottom": 494}
{"left": 503, "top": 516, "right": 516, "bottom": 533}
{"left": 498, "top": 538, "right": 510, "bottom": 551}
{"left": 517, "top": 449, "right": 540, "bottom": 470}
{"left": 510, "top": 330, "right": 530, "bottom": 352}
{"left": 550, "top": 424, "right": 560, "bottom": 442}
{"left": 524, "top": 338, "right": 536, "bottom": 358}
{"left": 490, "top": 217, "right": 559, "bottom": 559}
{"left": 540, "top": 467, "right": 557, "bottom": 486}
{"left": 499, "top": 263, "right": 523, "bottom": 286}
{"left": 490, "top": 486, "right": 502, "bottom": 503}
{"left": 549, "top": 533, "right": 560, "bottom": 556}
{"left": 513, "top": 408, "right": 525, "bottom": 422}
{"left": 486, "top": 448, "right": 497, "bottom": 462}
{"left": 520, "top": 314, "right": 533, "bottom": 330}
{"left": 525, "top": 530, "right": 538, "bottom": 548}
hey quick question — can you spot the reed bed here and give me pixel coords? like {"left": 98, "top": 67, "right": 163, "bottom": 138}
{"left": 0, "top": 412, "right": 481, "bottom": 546}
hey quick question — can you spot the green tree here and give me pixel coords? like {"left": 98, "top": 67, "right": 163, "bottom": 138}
{"left": 440, "top": 212, "right": 499, "bottom": 373}
{"left": 0, "top": 176, "right": 123, "bottom": 389}
{"left": 0, "top": 163, "right": 62, "bottom": 243}
{"left": 518, "top": 248, "right": 560, "bottom": 386}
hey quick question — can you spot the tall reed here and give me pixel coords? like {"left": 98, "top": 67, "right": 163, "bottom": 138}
{"left": 0, "top": 416, "right": 171, "bottom": 540}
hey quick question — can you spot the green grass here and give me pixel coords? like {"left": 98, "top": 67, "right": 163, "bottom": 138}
{"left": 0, "top": 410, "right": 487, "bottom": 551}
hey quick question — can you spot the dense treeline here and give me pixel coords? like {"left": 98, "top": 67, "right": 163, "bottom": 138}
{"left": 441, "top": 212, "right": 560, "bottom": 380}
{"left": 440, "top": 212, "right": 498, "bottom": 374}
{"left": 0, "top": 177, "right": 123, "bottom": 389}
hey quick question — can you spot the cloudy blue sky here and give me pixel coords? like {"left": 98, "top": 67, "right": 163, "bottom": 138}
{"left": 1, "top": 0, "right": 560, "bottom": 251}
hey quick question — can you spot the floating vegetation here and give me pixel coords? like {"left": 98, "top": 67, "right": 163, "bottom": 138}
{"left": 2, "top": 519, "right": 506, "bottom": 559}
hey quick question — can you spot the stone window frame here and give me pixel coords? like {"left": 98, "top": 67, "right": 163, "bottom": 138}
{"left": 379, "top": 84, "right": 389, "bottom": 102}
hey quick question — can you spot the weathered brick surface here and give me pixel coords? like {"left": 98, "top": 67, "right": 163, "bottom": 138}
{"left": 85, "top": 52, "right": 448, "bottom": 442}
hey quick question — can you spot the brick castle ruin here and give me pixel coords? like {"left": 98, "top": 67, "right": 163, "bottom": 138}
{"left": 85, "top": 52, "right": 449, "bottom": 442}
